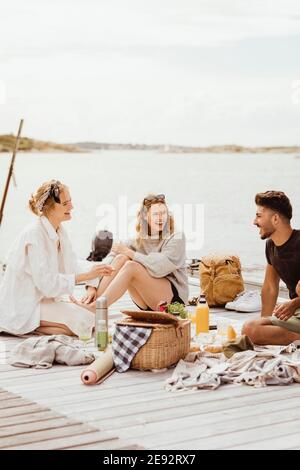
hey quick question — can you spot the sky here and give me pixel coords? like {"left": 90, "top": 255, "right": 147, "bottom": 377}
{"left": 1, "top": 0, "right": 300, "bottom": 145}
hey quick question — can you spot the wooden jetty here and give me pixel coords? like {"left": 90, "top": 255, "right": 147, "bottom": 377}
{"left": 0, "top": 280, "right": 299, "bottom": 450}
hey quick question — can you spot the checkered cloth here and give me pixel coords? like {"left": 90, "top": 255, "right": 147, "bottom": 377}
{"left": 112, "top": 325, "right": 152, "bottom": 372}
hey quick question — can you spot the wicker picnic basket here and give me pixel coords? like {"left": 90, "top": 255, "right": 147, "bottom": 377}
{"left": 118, "top": 310, "right": 191, "bottom": 371}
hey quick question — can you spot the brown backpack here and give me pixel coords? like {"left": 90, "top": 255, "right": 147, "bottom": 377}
{"left": 199, "top": 254, "right": 244, "bottom": 307}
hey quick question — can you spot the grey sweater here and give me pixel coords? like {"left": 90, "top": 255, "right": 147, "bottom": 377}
{"left": 129, "top": 231, "right": 189, "bottom": 305}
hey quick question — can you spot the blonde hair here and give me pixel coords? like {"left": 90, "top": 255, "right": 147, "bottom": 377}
{"left": 135, "top": 194, "right": 174, "bottom": 248}
{"left": 28, "top": 180, "right": 66, "bottom": 216}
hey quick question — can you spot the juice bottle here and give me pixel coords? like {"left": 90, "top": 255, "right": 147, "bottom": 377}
{"left": 195, "top": 294, "right": 210, "bottom": 334}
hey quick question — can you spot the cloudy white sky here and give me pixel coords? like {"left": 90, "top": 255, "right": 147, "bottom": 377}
{"left": 1, "top": 0, "right": 300, "bottom": 145}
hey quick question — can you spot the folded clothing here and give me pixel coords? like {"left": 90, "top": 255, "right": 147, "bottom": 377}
{"left": 9, "top": 335, "right": 95, "bottom": 369}
{"left": 222, "top": 334, "right": 254, "bottom": 359}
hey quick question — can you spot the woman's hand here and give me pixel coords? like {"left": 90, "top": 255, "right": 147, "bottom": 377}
{"left": 86, "top": 264, "right": 115, "bottom": 281}
{"left": 70, "top": 295, "right": 96, "bottom": 312}
{"left": 75, "top": 265, "right": 114, "bottom": 285}
{"left": 112, "top": 243, "right": 135, "bottom": 259}
{"left": 81, "top": 286, "right": 97, "bottom": 304}
{"left": 296, "top": 280, "right": 300, "bottom": 297}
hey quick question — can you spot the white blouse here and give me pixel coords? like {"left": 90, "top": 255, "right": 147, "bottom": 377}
{"left": 0, "top": 216, "right": 94, "bottom": 335}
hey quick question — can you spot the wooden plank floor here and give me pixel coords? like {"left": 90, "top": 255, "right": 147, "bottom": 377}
{"left": 1, "top": 282, "right": 300, "bottom": 450}
{"left": 0, "top": 388, "right": 142, "bottom": 450}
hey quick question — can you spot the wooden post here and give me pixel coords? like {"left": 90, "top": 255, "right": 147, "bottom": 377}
{"left": 0, "top": 119, "right": 24, "bottom": 227}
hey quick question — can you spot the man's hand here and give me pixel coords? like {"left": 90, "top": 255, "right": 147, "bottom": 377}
{"left": 296, "top": 280, "right": 300, "bottom": 297}
{"left": 273, "top": 300, "right": 298, "bottom": 321}
{"left": 81, "top": 286, "right": 97, "bottom": 304}
{"left": 112, "top": 243, "right": 135, "bottom": 259}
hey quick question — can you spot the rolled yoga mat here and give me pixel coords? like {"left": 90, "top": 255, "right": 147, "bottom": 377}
{"left": 81, "top": 347, "right": 115, "bottom": 385}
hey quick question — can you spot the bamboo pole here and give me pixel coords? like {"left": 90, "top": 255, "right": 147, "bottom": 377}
{"left": 0, "top": 119, "right": 24, "bottom": 226}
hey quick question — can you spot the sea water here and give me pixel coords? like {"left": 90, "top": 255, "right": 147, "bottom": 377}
{"left": 0, "top": 150, "right": 299, "bottom": 277}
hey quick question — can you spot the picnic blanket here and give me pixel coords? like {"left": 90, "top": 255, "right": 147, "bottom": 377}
{"left": 165, "top": 339, "right": 300, "bottom": 391}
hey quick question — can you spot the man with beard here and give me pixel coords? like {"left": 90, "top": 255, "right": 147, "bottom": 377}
{"left": 242, "top": 191, "right": 300, "bottom": 345}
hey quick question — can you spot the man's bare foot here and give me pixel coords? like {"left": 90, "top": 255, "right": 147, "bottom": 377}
{"left": 69, "top": 296, "right": 96, "bottom": 313}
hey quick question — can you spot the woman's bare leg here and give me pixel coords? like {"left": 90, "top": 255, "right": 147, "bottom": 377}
{"left": 102, "top": 260, "right": 174, "bottom": 310}
{"left": 128, "top": 285, "right": 149, "bottom": 309}
{"left": 96, "top": 254, "right": 129, "bottom": 297}
{"left": 35, "top": 321, "right": 74, "bottom": 336}
{"left": 71, "top": 260, "right": 175, "bottom": 312}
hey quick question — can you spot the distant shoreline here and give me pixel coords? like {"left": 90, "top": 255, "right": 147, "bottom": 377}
{"left": 1, "top": 134, "right": 300, "bottom": 154}
{"left": 0, "top": 135, "right": 82, "bottom": 153}
{"left": 75, "top": 142, "right": 300, "bottom": 154}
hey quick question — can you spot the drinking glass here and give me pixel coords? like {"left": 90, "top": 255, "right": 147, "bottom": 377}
{"left": 217, "top": 318, "right": 230, "bottom": 342}
{"left": 188, "top": 310, "right": 196, "bottom": 339}
{"left": 78, "top": 325, "right": 92, "bottom": 347}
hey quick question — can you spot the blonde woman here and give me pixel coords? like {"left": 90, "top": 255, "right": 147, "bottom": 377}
{"left": 74, "top": 194, "right": 188, "bottom": 311}
{"left": 0, "top": 180, "right": 114, "bottom": 336}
